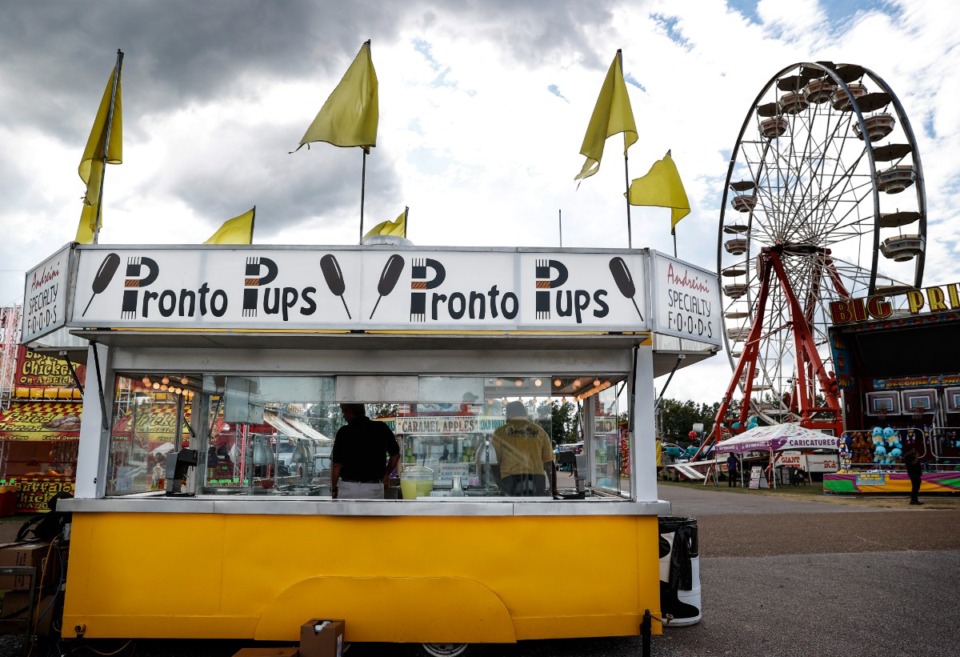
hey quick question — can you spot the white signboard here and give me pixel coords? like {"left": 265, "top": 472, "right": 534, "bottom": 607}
{"left": 69, "top": 246, "right": 654, "bottom": 333}
{"left": 806, "top": 454, "right": 839, "bottom": 473}
{"left": 21, "top": 243, "right": 73, "bottom": 344}
{"left": 778, "top": 451, "right": 806, "bottom": 469}
{"left": 650, "top": 252, "right": 723, "bottom": 347}
{"left": 394, "top": 416, "right": 505, "bottom": 435}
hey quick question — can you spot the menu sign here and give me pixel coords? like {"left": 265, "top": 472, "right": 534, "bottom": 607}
{"left": 21, "top": 243, "right": 72, "bottom": 344}
{"left": 16, "top": 346, "right": 85, "bottom": 389}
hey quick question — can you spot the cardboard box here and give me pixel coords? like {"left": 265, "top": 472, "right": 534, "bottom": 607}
{"left": 231, "top": 648, "right": 299, "bottom": 657}
{"left": 0, "top": 541, "right": 64, "bottom": 592}
{"left": 300, "top": 619, "right": 345, "bottom": 657}
{"left": 0, "top": 590, "right": 58, "bottom": 635}
{"left": 0, "top": 542, "right": 49, "bottom": 590}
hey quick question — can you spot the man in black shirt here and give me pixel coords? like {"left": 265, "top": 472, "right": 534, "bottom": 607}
{"left": 331, "top": 403, "right": 400, "bottom": 499}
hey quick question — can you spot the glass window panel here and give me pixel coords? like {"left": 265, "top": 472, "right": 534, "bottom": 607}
{"left": 223, "top": 376, "right": 334, "bottom": 423}
{"left": 106, "top": 374, "right": 194, "bottom": 496}
{"left": 101, "top": 373, "right": 632, "bottom": 501}
{"left": 591, "top": 383, "right": 626, "bottom": 494}
{"left": 202, "top": 376, "right": 336, "bottom": 495}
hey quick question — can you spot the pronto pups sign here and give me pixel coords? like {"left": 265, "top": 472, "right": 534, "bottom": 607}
{"left": 63, "top": 246, "right": 720, "bottom": 336}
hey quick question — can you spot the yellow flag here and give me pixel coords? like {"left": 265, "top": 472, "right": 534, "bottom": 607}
{"left": 364, "top": 208, "right": 407, "bottom": 238}
{"left": 205, "top": 208, "right": 256, "bottom": 244}
{"left": 298, "top": 41, "right": 379, "bottom": 152}
{"left": 628, "top": 152, "right": 691, "bottom": 232}
{"left": 575, "top": 50, "right": 637, "bottom": 181}
{"left": 76, "top": 60, "right": 123, "bottom": 244}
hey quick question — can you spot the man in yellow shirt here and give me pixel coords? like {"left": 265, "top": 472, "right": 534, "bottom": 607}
{"left": 492, "top": 401, "right": 557, "bottom": 497}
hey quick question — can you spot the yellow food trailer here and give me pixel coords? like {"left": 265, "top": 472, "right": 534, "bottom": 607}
{"left": 21, "top": 241, "right": 721, "bottom": 654}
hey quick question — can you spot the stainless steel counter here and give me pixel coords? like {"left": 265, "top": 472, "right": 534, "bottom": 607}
{"left": 61, "top": 495, "right": 671, "bottom": 517}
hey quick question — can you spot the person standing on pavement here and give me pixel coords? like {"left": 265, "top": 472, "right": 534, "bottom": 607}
{"left": 904, "top": 443, "right": 924, "bottom": 505}
{"left": 331, "top": 403, "right": 400, "bottom": 500}
{"left": 726, "top": 453, "right": 739, "bottom": 487}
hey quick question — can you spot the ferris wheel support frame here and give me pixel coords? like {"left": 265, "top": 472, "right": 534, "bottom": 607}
{"left": 699, "top": 247, "right": 843, "bottom": 456}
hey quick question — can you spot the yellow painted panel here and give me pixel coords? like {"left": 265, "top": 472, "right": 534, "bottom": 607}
{"left": 63, "top": 513, "right": 662, "bottom": 642}
{"left": 257, "top": 576, "right": 514, "bottom": 642}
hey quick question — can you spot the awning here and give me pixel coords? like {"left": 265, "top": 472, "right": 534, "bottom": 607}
{"left": 287, "top": 418, "right": 333, "bottom": 443}
{"left": 0, "top": 402, "right": 82, "bottom": 441}
{"left": 715, "top": 423, "right": 839, "bottom": 453}
{"left": 263, "top": 412, "right": 307, "bottom": 440}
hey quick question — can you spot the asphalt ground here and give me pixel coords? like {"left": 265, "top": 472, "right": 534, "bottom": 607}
{"left": 3, "top": 484, "right": 959, "bottom": 657}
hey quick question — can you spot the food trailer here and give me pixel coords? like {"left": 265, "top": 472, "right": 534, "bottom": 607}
{"left": 21, "top": 241, "right": 721, "bottom": 652}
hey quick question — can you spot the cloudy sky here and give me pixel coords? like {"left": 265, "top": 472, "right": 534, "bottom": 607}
{"left": 2, "top": 0, "right": 958, "bottom": 405}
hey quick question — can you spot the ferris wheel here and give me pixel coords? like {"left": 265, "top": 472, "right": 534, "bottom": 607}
{"left": 713, "top": 61, "right": 926, "bottom": 437}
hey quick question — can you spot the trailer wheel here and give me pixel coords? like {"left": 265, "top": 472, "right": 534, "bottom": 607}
{"left": 419, "top": 642, "right": 473, "bottom": 657}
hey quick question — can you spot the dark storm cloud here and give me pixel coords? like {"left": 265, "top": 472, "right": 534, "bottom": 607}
{"left": 3, "top": 0, "right": 617, "bottom": 138}
{"left": 0, "top": 0, "right": 617, "bottom": 237}
{"left": 2, "top": 1, "right": 408, "bottom": 142}
{"left": 415, "top": 0, "right": 616, "bottom": 70}
{"left": 163, "top": 127, "right": 402, "bottom": 240}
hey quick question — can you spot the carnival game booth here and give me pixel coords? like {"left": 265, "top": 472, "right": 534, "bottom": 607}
{"left": 714, "top": 423, "right": 840, "bottom": 488}
{"left": 0, "top": 346, "right": 86, "bottom": 512}
{"left": 22, "top": 242, "right": 722, "bottom": 652}
{"left": 826, "top": 285, "right": 960, "bottom": 494}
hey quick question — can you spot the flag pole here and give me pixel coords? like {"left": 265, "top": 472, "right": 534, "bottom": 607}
{"left": 404, "top": 206, "right": 409, "bottom": 238}
{"left": 359, "top": 149, "right": 367, "bottom": 244}
{"left": 668, "top": 150, "right": 677, "bottom": 257}
{"left": 93, "top": 49, "right": 123, "bottom": 245}
{"left": 250, "top": 206, "right": 257, "bottom": 244}
{"left": 618, "top": 50, "right": 632, "bottom": 249}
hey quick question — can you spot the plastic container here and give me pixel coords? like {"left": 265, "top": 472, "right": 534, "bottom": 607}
{"left": 658, "top": 516, "right": 702, "bottom": 626}
{"left": 400, "top": 465, "right": 435, "bottom": 499}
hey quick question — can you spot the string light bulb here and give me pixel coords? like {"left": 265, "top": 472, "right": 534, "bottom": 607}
{"left": 161, "top": 376, "right": 170, "bottom": 385}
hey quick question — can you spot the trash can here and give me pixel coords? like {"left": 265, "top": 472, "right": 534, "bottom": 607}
{"left": 658, "top": 516, "right": 701, "bottom": 626}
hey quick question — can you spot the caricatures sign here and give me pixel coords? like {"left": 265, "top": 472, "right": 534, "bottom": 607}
{"left": 63, "top": 246, "right": 696, "bottom": 334}
{"left": 650, "top": 253, "right": 723, "bottom": 347}
{"left": 21, "top": 243, "right": 73, "bottom": 344}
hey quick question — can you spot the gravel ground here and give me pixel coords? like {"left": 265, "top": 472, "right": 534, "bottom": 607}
{"left": 3, "top": 485, "right": 958, "bottom": 657}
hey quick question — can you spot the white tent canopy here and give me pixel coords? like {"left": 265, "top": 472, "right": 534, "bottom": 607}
{"left": 714, "top": 423, "right": 839, "bottom": 454}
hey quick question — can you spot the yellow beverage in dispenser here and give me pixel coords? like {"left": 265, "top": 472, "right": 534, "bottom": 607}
{"left": 400, "top": 465, "right": 435, "bottom": 499}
